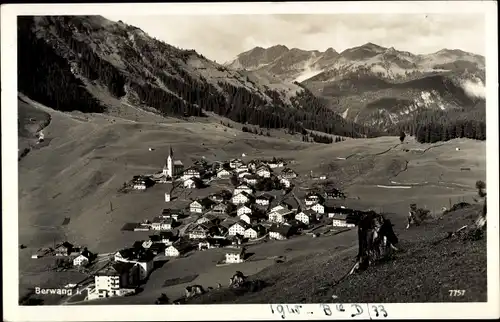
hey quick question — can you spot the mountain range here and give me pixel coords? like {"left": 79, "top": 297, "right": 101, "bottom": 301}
{"left": 226, "top": 43, "right": 486, "bottom": 131}
{"left": 17, "top": 15, "right": 486, "bottom": 139}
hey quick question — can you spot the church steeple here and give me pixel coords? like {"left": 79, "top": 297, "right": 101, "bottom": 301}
{"left": 169, "top": 146, "right": 173, "bottom": 158}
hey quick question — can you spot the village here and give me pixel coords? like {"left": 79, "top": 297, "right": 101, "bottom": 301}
{"left": 28, "top": 147, "right": 371, "bottom": 304}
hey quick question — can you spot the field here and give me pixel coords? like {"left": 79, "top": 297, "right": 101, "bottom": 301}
{"left": 17, "top": 95, "right": 486, "bottom": 304}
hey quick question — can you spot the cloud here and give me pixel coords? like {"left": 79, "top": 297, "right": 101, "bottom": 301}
{"left": 104, "top": 14, "right": 485, "bottom": 63}
{"left": 462, "top": 79, "right": 486, "bottom": 99}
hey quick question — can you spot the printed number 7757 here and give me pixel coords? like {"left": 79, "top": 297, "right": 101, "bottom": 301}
{"left": 449, "top": 290, "right": 466, "bottom": 296}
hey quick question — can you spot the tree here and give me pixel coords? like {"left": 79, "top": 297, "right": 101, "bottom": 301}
{"left": 399, "top": 131, "right": 406, "bottom": 143}
{"left": 230, "top": 175, "right": 239, "bottom": 186}
{"left": 475, "top": 180, "right": 487, "bottom": 218}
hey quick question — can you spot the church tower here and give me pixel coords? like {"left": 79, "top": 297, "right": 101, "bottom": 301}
{"left": 166, "top": 146, "right": 173, "bottom": 177}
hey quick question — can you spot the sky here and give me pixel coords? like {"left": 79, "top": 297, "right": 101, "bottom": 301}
{"left": 105, "top": 14, "right": 485, "bottom": 63}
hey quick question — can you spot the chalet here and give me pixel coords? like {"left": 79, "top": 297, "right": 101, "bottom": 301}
{"left": 73, "top": 249, "right": 93, "bottom": 267}
{"left": 237, "top": 205, "right": 252, "bottom": 217}
{"left": 148, "top": 243, "right": 166, "bottom": 255}
{"left": 159, "top": 231, "right": 177, "bottom": 245}
{"left": 256, "top": 166, "right": 271, "bottom": 178}
{"left": 189, "top": 199, "right": 214, "bottom": 213}
{"left": 304, "top": 193, "right": 324, "bottom": 206}
{"left": 331, "top": 213, "right": 356, "bottom": 228}
{"left": 188, "top": 222, "right": 216, "bottom": 240}
{"left": 91, "top": 262, "right": 139, "bottom": 299}
{"left": 269, "top": 204, "right": 286, "bottom": 213}
{"left": 268, "top": 159, "right": 285, "bottom": 169}
{"left": 247, "top": 160, "right": 258, "bottom": 171}
{"left": 239, "top": 213, "right": 253, "bottom": 225}
{"left": 327, "top": 206, "right": 350, "bottom": 218}
{"left": 54, "top": 242, "right": 73, "bottom": 257}
{"left": 181, "top": 168, "right": 202, "bottom": 181}
{"left": 295, "top": 209, "right": 316, "bottom": 225}
{"left": 216, "top": 169, "right": 232, "bottom": 179}
{"left": 213, "top": 202, "right": 230, "bottom": 214}
{"left": 256, "top": 193, "right": 274, "bottom": 206}
{"left": 233, "top": 184, "right": 253, "bottom": 196}
{"left": 183, "top": 177, "right": 204, "bottom": 189}
{"left": 242, "top": 174, "right": 259, "bottom": 186}
{"left": 225, "top": 248, "right": 246, "bottom": 264}
{"left": 235, "top": 165, "right": 249, "bottom": 173}
{"left": 164, "top": 244, "right": 191, "bottom": 257}
{"left": 325, "top": 189, "right": 346, "bottom": 199}
{"left": 231, "top": 191, "right": 254, "bottom": 205}
{"left": 132, "top": 176, "right": 155, "bottom": 190}
{"left": 279, "top": 176, "right": 291, "bottom": 188}
{"left": 196, "top": 213, "right": 219, "bottom": 225}
{"left": 229, "top": 158, "right": 244, "bottom": 169}
{"left": 269, "top": 225, "right": 293, "bottom": 240}
{"left": 281, "top": 168, "right": 297, "bottom": 179}
{"left": 230, "top": 234, "right": 245, "bottom": 246}
{"left": 114, "top": 249, "right": 155, "bottom": 280}
{"left": 228, "top": 221, "right": 251, "bottom": 236}
{"left": 268, "top": 208, "right": 295, "bottom": 223}
{"left": 151, "top": 217, "right": 174, "bottom": 231}
{"left": 244, "top": 224, "right": 266, "bottom": 239}
{"left": 161, "top": 208, "right": 182, "bottom": 221}
{"left": 310, "top": 203, "right": 325, "bottom": 214}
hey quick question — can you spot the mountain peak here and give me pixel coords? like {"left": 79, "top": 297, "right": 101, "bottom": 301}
{"left": 361, "top": 42, "right": 386, "bottom": 50}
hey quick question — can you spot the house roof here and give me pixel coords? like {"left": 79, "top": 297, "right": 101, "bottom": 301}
{"left": 282, "top": 167, "right": 296, "bottom": 173}
{"left": 149, "top": 235, "right": 161, "bottom": 242}
{"left": 220, "top": 218, "right": 237, "bottom": 229}
{"left": 298, "top": 209, "right": 315, "bottom": 217}
{"left": 231, "top": 220, "right": 251, "bottom": 230}
{"left": 159, "top": 231, "right": 175, "bottom": 239}
{"left": 281, "top": 197, "right": 299, "bottom": 209}
{"left": 271, "top": 208, "right": 294, "bottom": 216}
{"left": 57, "top": 241, "right": 73, "bottom": 249}
{"left": 237, "top": 191, "right": 254, "bottom": 199}
{"left": 331, "top": 213, "right": 348, "bottom": 220}
{"left": 81, "top": 249, "right": 93, "bottom": 258}
{"left": 226, "top": 247, "right": 245, "bottom": 255}
{"left": 174, "top": 160, "right": 184, "bottom": 165}
{"left": 97, "top": 262, "right": 136, "bottom": 276}
{"left": 269, "top": 224, "right": 292, "bottom": 236}
{"left": 257, "top": 193, "right": 273, "bottom": 200}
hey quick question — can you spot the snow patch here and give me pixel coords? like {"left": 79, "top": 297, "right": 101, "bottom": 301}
{"left": 342, "top": 108, "right": 350, "bottom": 119}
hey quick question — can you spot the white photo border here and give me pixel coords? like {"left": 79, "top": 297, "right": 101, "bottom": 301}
{"left": 2, "top": 1, "right": 498, "bottom": 320}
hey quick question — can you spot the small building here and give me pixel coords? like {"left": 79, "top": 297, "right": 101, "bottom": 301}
{"left": 189, "top": 199, "right": 214, "bottom": 213}
{"left": 114, "top": 249, "right": 155, "bottom": 281}
{"left": 229, "top": 159, "right": 244, "bottom": 169}
{"left": 73, "top": 250, "right": 93, "bottom": 267}
{"left": 161, "top": 208, "right": 182, "bottom": 221}
{"left": 324, "top": 189, "right": 346, "bottom": 200}
{"left": 331, "top": 213, "right": 356, "bottom": 228}
{"left": 164, "top": 245, "right": 182, "bottom": 257}
{"left": 279, "top": 176, "right": 291, "bottom": 188}
{"left": 228, "top": 221, "right": 251, "bottom": 236}
{"left": 268, "top": 159, "right": 285, "bottom": 168}
{"left": 295, "top": 210, "right": 316, "bottom": 225}
{"left": 235, "top": 165, "right": 250, "bottom": 173}
{"left": 244, "top": 224, "right": 266, "bottom": 239}
{"left": 233, "top": 184, "right": 253, "bottom": 196}
{"left": 183, "top": 177, "right": 204, "bottom": 189}
{"left": 216, "top": 169, "right": 232, "bottom": 179}
{"left": 310, "top": 203, "right": 325, "bottom": 214}
{"left": 196, "top": 213, "right": 219, "bottom": 225}
{"left": 256, "top": 193, "right": 274, "bottom": 206}
{"left": 231, "top": 191, "right": 254, "bottom": 205}
{"left": 239, "top": 213, "right": 253, "bottom": 225}
{"left": 159, "top": 231, "right": 176, "bottom": 245}
{"left": 269, "top": 225, "right": 293, "bottom": 240}
{"left": 208, "top": 192, "right": 226, "bottom": 203}
{"left": 213, "top": 202, "right": 230, "bottom": 214}
{"left": 225, "top": 248, "right": 246, "bottom": 264}
{"left": 281, "top": 168, "right": 297, "bottom": 179}
{"left": 237, "top": 205, "right": 252, "bottom": 217}
{"left": 269, "top": 204, "right": 286, "bottom": 213}
{"left": 92, "top": 262, "right": 139, "bottom": 299}
{"left": 54, "top": 242, "right": 73, "bottom": 257}
{"left": 181, "top": 168, "right": 202, "bottom": 181}
{"left": 238, "top": 171, "right": 252, "bottom": 179}
{"left": 242, "top": 174, "right": 259, "bottom": 186}
{"left": 151, "top": 217, "right": 174, "bottom": 231}
{"left": 132, "top": 176, "right": 155, "bottom": 190}
{"left": 281, "top": 197, "right": 300, "bottom": 212}
{"left": 164, "top": 193, "right": 171, "bottom": 202}
{"left": 268, "top": 208, "right": 295, "bottom": 223}
{"left": 304, "top": 193, "right": 324, "bottom": 206}
{"left": 256, "top": 166, "right": 271, "bottom": 178}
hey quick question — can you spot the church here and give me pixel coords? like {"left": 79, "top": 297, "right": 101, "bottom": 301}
{"left": 163, "top": 147, "right": 184, "bottom": 178}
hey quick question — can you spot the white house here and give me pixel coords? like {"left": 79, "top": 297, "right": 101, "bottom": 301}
{"left": 305, "top": 193, "right": 323, "bottom": 206}
{"left": 114, "top": 250, "right": 154, "bottom": 281}
{"left": 225, "top": 248, "right": 245, "bottom": 264}
{"left": 256, "top": 194, "right": 273, "bottom": 206}
{"left": 256, "top": 167, "right": 271, "bottom": 178}
{"left": 310, "top": 203, "right": 325, "bottom": 214}
{"left": 242, "top": 174, "right": 259, "bottom": 186}
{"left": 188, "top": 225, "right": 209, "bottom": 240}
{"left": 184, "top": 177, "right": 204, "bottom": 189}
{"left": 216, "top": 169, "right": 232, "bottom": 179}
{"left": 269, "top": 205, "right": 286, "bottom": 213}
{"left": 233, "top": 184, "right": 253, "bottom": 196}
{"left": 73, "top": 254, "right": 89, "bottom": 267}
{"left": 165, "top": 245, "right": 181, "bottom": 257}
{"left": 268, "top": 208, "right": 294, "bottom": 223}
{"left": 239, "top": 213, "right": 252, "bottom": 225}
{"left": 295, "top": 210, "right": 315, "bottom": 225}
{"left": 269, "top": 225, "right": 292, "bottom": 240}
{"left": 235, "top": 165, "right": 249, "bottom": 173}
{"left": 237, "top": 205, "right": 252, "bottom": 217}
{"left": 231, "top": 192, "right": 252, "bottom": 205}
{"left": 281, "top": 168, "right": 298, "bottom": 179}
{"left": 229, "top": 159, "right": 243, "bottom": 169}
{"left": 151, "top": 217, "right": 174, "bottom": 231}
{"left": 165, "top": 193, "right": 171, "bottom": 203}
{"left": 244, "top": 225, "right": 266, "bottom": 239}
{"left": 228, "top": 221, "right": 250, "bottom": 236}
{"left": 189, "top": 199, "right": 213, "bottom": 213}
{"left": 279, "top": 177, "right": 291, "bottom": 188}
{"left": 332, "top": 213, "right": 356, "bottom": 228}
{"left": 213, "top": 202, "right": 229, "bottom": 214}
{"left": 238, "top": 171, "right": 252, "bottom": 179}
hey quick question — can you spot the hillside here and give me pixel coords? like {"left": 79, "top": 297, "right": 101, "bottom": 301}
{"left": 184, "top": 205, "right": 487, "bottom": 304}
{"left": 17, "top": 15, "right": 378, "bottom": 138}
{"left": 227, "top": 44, "right": 486, "bottom": 136}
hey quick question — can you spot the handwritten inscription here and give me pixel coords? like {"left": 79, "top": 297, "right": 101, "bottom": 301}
{"left": 269, "top": 304, "right": 302, "bottom": 319}
{"left": 371, "top": 305, "right": 388, "bottom": 318}
{"left": 449, "top": 290, "right": 466, "bottom": 297}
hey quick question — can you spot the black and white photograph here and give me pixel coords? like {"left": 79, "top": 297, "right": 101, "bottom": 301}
{"left": 2, "top": 1, "right": 498, "bottom": 320}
